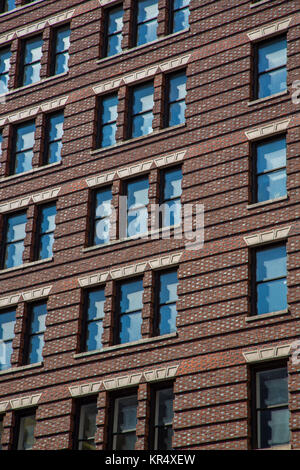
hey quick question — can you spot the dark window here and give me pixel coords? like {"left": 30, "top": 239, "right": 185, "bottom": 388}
{"left": 0, "top": 130, "right": 2, "bottom": 155}
{"left": 126, "top": 177, "right": 149, "bottom": 238}
{"left": 129, "top": 82, "right": 154, "bottom": 138}
{"left": 20, "top": 35, "right": 43, "bottom": 87}
{"left": 155, "top": 270, "right": 178, "bottom": 335}
{"left": 254, "top": 243, "right": 287, "bottom": 316}
{"left": 83, "top": 288, "right": 105, "bottom": 352}
{"left": 109, "top": 393, "right": 138, "bottom": 450}
{"left": 44, "top": 111, "right": 64, "bottom": 164}
{"left": 0, "top": 46, "right": 11, "bottom": 94}
{"left": 76, "top": 400, "right": 98, "bottom": 450}
{"left": 52, "top": 25, "right": 70, "bottom": 75}
{"left": 0, "top": 0, "right": 15, "bottom": 13}
{"left": 116, "top": 278, "right": 143, "bottom": 344}
{"left": 91, "top": 188, "right": 112, "bottom": 246}
{"left": 98, "top": 94, "right": 118, "bottom": 148}
{"left": 256, "top": 36, "right": 287, "bottom": 99}
{"left": 104, "top": 5, "right": 124, "bottom": 57}
{"left": 170, "top": 0, "right": 190, "bottom": 34}
{"left": 254, "top": 136, "right": 286, "bottom": 203}
{"left": 166, "top": 71, "right": 187, "bottom": 127}
{"left": 15, "top": 411, "right": 36, "bottom": 450}
{"left": 2, "top": 211, "right": 27, "bottom": 269}
{"left": 36, "top": 203, "right": 56, "bottom": 260}
{"left": 252, "top": 365, "right": 289, "bottom": 449}
{"left": 0, "top": 309, "right": 16, "bottom": 371}
{"left": 150, "top": 385, "right": 174, "bottom": 450}
{"left": 11, "top": 120, "right": 36, "bottom": 175}
{"left": 160, "top": 167, "right": 182, "bottom": 228}
{"left": 0, "top": 416, "right": 3, "bottom": 450}
{"left": 24, "top": 302, "right": 47, "bottom": 365}
{"left": 135, "top": 0, "right": 158, "bottom": 46}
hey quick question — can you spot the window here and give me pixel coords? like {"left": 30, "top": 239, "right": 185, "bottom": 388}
{"left": 0, "top": 416, "right": 3, "bottom": 450}
{"left": 35, "top": 203, "right": 56, "bottom": 260}
{"left": 170, "top": 0, "right": 190, "bottom": 34}
{"left": 135, "top": 0, "right": 158, "bottom": 46}
{"left": 104, "top": 5, "right": 124, "bottom": 57}
{"left": 0, "top": 0, "right": 15, "bottom": 13}
{"left": 252, "top": 365, "right": 289, "bottom": 449}
{"left": 150, "top": 385, "right": 174, "bottom": 450}
{"left": 44, "top": 111, "right": 64, "bottom": 164}
{"left": 0, "top": 47, "right": 11, "bottom": 94}
{"left": 2, "top": 211, "right": 27, "bottom": 269}
{"left": 125, "top": 177, "right": 149, "bottom": 238}
{"left": 11, "top": 120, "right": 36, "bottom": 175}
{"left": 109, "top": 393, "right": 138, "bottom": 450}
{"left": 160, "top": 167, "right": 182, "bottom": 228}
{"left": 76, "top": 400, "right": 98, "bottom": 450}
{"left": 83, "top": 288, "right": 105, "bottom": 352}
{"left": 52, "top": 25, "right": 71, "bottom": 75}
{"left": 166, "top": 71, "right": 187, "bottom": 127}
{"left": 0, "top": 130, "right": 2, "bottom": 155}
{"left": 24, "top": 302, "right": 47, "bottom": 364}
{"left": 15, "top": 411, "right": 36, "bottom": 450}
{"left": 129, "top": 82, "right": 154, "bottom": 138}
{"left": 91, "top": 188, "right": 112, "bottom": 246}
{"left": 254, "top": 243, "right": 287, "bottom": 316}
{"left": 0, "top": 309, "right": 16, "bottom": 371}
{"left": 98, "top": 94, "right": 118, "bottom": 148}
{"left": 256, "top": 36, "right": 287, "bottom": 99}
{"left": 116, "top": 278, "right": 143, "bottom": 344}
{"left": 155, "top": 269, "right": 178, "bottom": 335}
{"left": 254, "top": 136, "right": 286, "bottom": 203}
{"left": 20, "top": 35, "right": 43, "bottom": 87}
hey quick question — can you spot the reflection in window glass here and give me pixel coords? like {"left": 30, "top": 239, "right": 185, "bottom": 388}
{"left": 45, "top": 111, "right": 64, "bottom": 164}
{"left": 12, "top": 121, "right": 35, "bottom": 174}
{"left": 255, "top": 137, "right": 286, "bottom": 203}
{"left": 111, "top": 394, "right": 138, "bottom": 450}
{"left": 98, "top": 94, "right": 118, "bottom": 148}
{"left": 0, "top": 309, "right": 16, "bottom": 371}
{"left": 21, "top": 36, "right": 43, "bottom": 86}
{"left": 1, "top": 0, "right": 15, "bottom": 13}
{"left": 257, "top": 37, "right": 287, "bottom": 99}
{"left": 36, "top": 203, "right": 56, "bottom": 260}
{"left": 77, "top": 402, "right": 98, "bottom": 450}
{"left": 161, "top": 167, "right": 182, "bottom": 227}
{"left": 16, "top": 413, "right": 36, "bottom": 450}
{"left": 26, "top": 302, "right": 47, "bottom": 364}
{"left": 136, "top": 0, "right": 158, "bottom": 46}
{"left": 3, "top": 212, "right": 27, "bottom": 269}
{"left": 0, "top": 47, "right": 11, "bottom": 94}
{"left": 130, "top": 82, "right": 154, "bottom": 138}
{"left": 255, "top": 244, "right": 287, "bottom": 315}
{"left": 255, "top": 367, "right": 289, "bottom": 448}
{"left": 53, "top": 25, "right": 70, "bottom": 75}
{"left": 105, "top": 6, "right": 124, "bottom": 57}
{"left": 92, "top": 188, "right": 112, "bottom": 245}
{"left": 117, "top": 279, "right": 143, "bottom": 344}
{"left": 84, "top": 288, "right": 106, "bottom": 352}
{"left": 152, "top": 386, "right": 174, "bottom": 450}
{"left": 126, "top": 177, "right": 149, "bottom": 237}
{"left": 167, "top": 71, "right": 187, "bottom": 127}
{"left": 171, "top": 0, "right": 190, "bottom": 33}
{"left": 157, "top": 270, "right": 178, "bottom": 335}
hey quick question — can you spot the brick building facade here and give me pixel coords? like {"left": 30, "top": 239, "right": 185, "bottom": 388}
{"left": 0, "top": 0, "right": 299, "bottom": 450}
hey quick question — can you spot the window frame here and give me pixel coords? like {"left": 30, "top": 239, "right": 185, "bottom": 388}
{"left": 169, "top": 0, "right": 190, "bottom": 34}
{"left": 0, "top": 46, "right": 11, "bottom": 94}
{"left": 164, "top": 70, "right": 187, "bottom": 128}
{"left": 107, "top": 389, "right": 138, "bottom": 450}
{"left": 149, "top": 381, "right": 174, "bottom": 450}
{"left": 50, "top": 23, "right": 71, "bottom": 76}
{"left": 97, "top": 93, "right": 118, "bottom": 149}
{"left": 13, "top": 409, "right": 37, "bottom": 450}
{"left": 1, "top": 210, "right": 27, "bottom": 269}
{"left": 159, "top": 165, "right": 182, "bottom": 229}
{"left": 251, "top": 242, "right": 287, "bottom": 316}
{"left": 254, "top": 34, "right": 287, "bottom": 100}
{"left": 123, "top": 175, "right": 150, "bottom": 238}
{"left": 23, "top": 300, "right": 47, "bottom": 365}
{"left": 133, "top": 0, "right": 159, "bottom": 48}
{"left": 89, "top": 186, "right": 113, "bottom": 247}
{"left": 0, "top": 307, "right": 16, "bottom": 371}
{"left": 43, "top": 110, "right": 64, "bottom": 165}
{"left": 34, "top": 202, "right": 57, "bottom": 261}
{"left": 153, "top": 268, "right": 179, "bottom": 337}
{"left": 19, "top": 34, "right": 43, "bottom": 88}
{"left": 81, "top": 286, "right": 106, "bottom": 353}
{"left": 128, "top": 80, "right": 154, "bottom": 139}
{"left": 250, "top": 361, "right": 289, "bottom": 449}
{"left": 0, "top": 0, "right": 15, "bottom": 13}
{"left": 10, "top": 119, "right": 36, "bottom": 175}
{"left": 73, "top": 397, "right": 98, "bottom": 450}
{"left": 103, "top": 3, "right": 124, "bottom": 58}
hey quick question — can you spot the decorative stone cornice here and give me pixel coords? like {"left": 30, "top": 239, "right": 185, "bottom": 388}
{"left": 93, "top": 55, "right": 191, "bottom": 94}
{"left": 245, "top": 119, "right": 290, "bottom": 141}
{"left": 104, "top": 374, "right": 143, "bottom": 391}
{"left": 78, "top": 252, "right": 182, "bottom": 287}
{"left": 10, "top": 393, "right": 42, "bottom": 410}
{"left": 0, "top": 97, "right": 68, "bottom": 127}
{"left": 86, "top": 150, "right": 186, "bottom": 187}
{"left": 0, "top": 188, "right": 61, "bottom": 214}
{"left": 143, "top": 365, "right": 179, "bottom": 382}
{"left": 0, "top": 286, "right": 52, "bottom": 310}
{"left": 247, "top": 18, "right": 292, "bottom": 41}
{"left": 243, "top": 226, "right": 291, "bottom": 246}
{"left": 0, "top": 10, "right": 75, "bottom": 46}
{"left": 0, "top": 401, "right": 9, "bottom": 413}
{"left": 243, "top": 344, "right": 292, "bottom": 363}
{"left": 69, "top": 382, "right": 102, "bottom": 397}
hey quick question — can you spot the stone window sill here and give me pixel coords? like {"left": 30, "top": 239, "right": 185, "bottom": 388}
{"left": 74, "top": 332, "right": 178, "bottom": 359}
{"left": 245, "top": 309, "right": 289, "bottom": 322}
{"left": 0, "top": 362, "right": 43, "bottom": 376}
{"left": 0, "top": 257, "right": 53, "bottom": 275}
{"left": 82, "top": 224, "right": 182, "bottom": 253}
{"left": 247, "top": 195, "right": 288, "bottom": 209}
{"left": 248, "top": 90, "right": 288, "bottom": 107}
{"left": 250, "top": 0, "right": 274, "bottom": 7}
{"left": 258, "top": 444, "right": 291, "bottom": 450}
{"left": 96, "top": 28, "right": 190, "bottom": 64}
{"left": 0, "top": 161, "right": 62, "bottom": 182}
{"left": 90, "top": 123, "right": 186, "bottom": 157}
{"left": 7, "top": 72, "right": 68, "bottom": 97}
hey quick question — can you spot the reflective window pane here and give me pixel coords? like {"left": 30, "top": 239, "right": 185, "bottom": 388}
{"left": 153, "top": 387, "right": 174, "bottom": 450}
{"left": 118, "top": 279, "right": 143, "bottom": 344}
{"left": 131, "top": 82, "right": 154, "bottom": 138}
{"left": 77, "top": 402, "right": 98, "bottom": 450}
{"left": 257, "top": 37, "right": 287, "bottom": 98}
{"left": 173, "top": 8, "right": 190, "bottom": 33}
{"left": 257, "top": 138, "right": 286, "bottom": 174}
{"left": 112, "top": 395, "right": 137, "bottom": 450}
{"left": 0, "top": 309, "right": 16, "bottom": 371}
{"left": 37, "top": 204, "right": 56, "bottom": 260}
{"left": 0, "top": 47, "right": 11, "bottom": 94}
{"left": 93, "top": 188, "right": 112, "bottom": 245}
{"left": 167, "top": 72, "right": 187, "bottom": 127}
{"left": 22, "top": 36, "right": 43, "bottom": 86}
{"left": 99, "top": 94, "right": 118, "bottom": 147}
{"left": 258, "top": 68, "right": 287, "bottom": 99}
{"left": 4, "top": 212, "right": 27, "bottom": 269}
{"left": 3, "top": 0, "right": 16, "bottom": 11}
{"left": 14, "top": 121, "right": 35, "bottom": 174}
{"left": 256, "top": 245, "right": 287, "bottom": 282}
{"left": 17, "top": 414, "right": 36, "bottom": 450}
{"left": 136, "top": 0, "right": 158, "bottom": 46}
{"left": 158, "top": 270, "right": 178, "bottom": 335}
{"left": 46, "top": 111, "right": 64, "bottom": 164}
{"left": 85, "top": 288, "right": 105, "bottom": 351}
{"left": 127, "top": 178, "right": 149, "bottom": 237}
{"left": 54, "top": 26, "right": 70, "bottom": 75}
{"left": 106, "top": 6, "right": 124, "bottom": 57}
{"left": 27, "top": 302, "right": 47, "bottom": 364}
{"left": 257, "top": 170, "right": 286, "bottom": 202}
{"left": 257, "top": 278, "right": 287, "bottom": 315}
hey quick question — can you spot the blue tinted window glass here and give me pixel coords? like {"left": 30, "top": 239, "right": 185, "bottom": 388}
{"left": 257, "top": 37, "right": 287, "bottom": 98}
{"left": 256, "top": 137, "right": 286, "bottom": 202}
{"left": 3, "top": 0, "right": 15, "bottom": 11}
{"left": 55, "top": 52, "right": 69, "bottom": 75}
{"left": 163, "top": 168, "right": 182, "bottom": 200}
{"left": 136, "top": 0, "right": 158, "bottom": 46}
{"left": 258, "top": 68, "right": 287, "bottom": 98}
{"left": 174, "top": 0, "right": 190, "bottom": 8}
{"left": 158, "top": 270, "right": 178, "bottom": 335}
{"left": 131, "top": 83, "right": 154, "bottom": 138}
{"left": 118, "top": 279, "right": 143, "bottom": 344}
{"left": 168, "top": 72, "right": 187, "bottom": 126}
{"left": 0, "top": 47, "right": 11, "bottom": 94}
{"left": 56, "top": 27, "right": 70, "bottom": 53}
{"left": 86, "top": 288, "right": 105, "bottom": 351}
{"left": 38, "top": 204, "right": 56, "bottom": 260}
{"left": 257, "top": 278, "right": 287, "bottom": 315}
{"left": 172, "top": 1, "right": 190, "bottom": 33}
{"left": 93, "top": 188, "right": 112, "bottom": 245}
{"left": 161, "top": 168, "right": 182, "bottom": 227}
{"left": 127, "top": 177, "right": 149, "bottom": 237}
{"left": 256, "top": 245, "right": 286, "bottom": 282}
{"left": 22, "top": 36, "right": 43, "bottom": 86}
{"left": 46, "top": 112, "right": 64, "bottom": 164}
{"left": 100, "top": 94, "right": 118, "bottom": 147}
{"left": 27, "top": 302, "right": 47, "bottom": 364}
{"left": 112, "top": 395, "right": 138, "bottom": 450}
{"left": 54, "top": 26, "right": 70, "bottom": 75}
{"left": 0, "top": 309, "right": 16, "bottom": 370}
{"left": 106, "top": 6, "right": 123, "bottom": 56}
{"left": 4, "top": 212, "right": 27, "bottom": 269}
{"left": 257, "top": 138, "right": 286, "bottom": 174}
{"left": 257, "top": 170, "right": 286, "bottom": 202}
{"left": 14, "top": 121, "right": 35, "bottom": 174}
